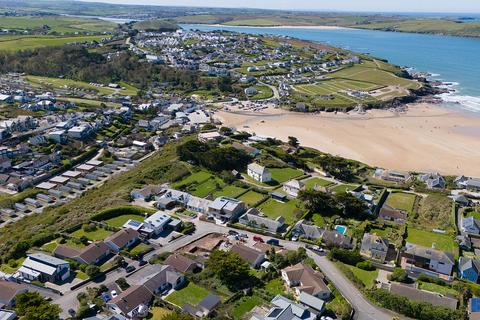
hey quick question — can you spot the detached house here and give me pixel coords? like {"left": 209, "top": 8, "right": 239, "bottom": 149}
{"left": 0, "top": 280, "right": 28, "bottom": 307}
{"left": 378, "top": 204, "right": 407, "bottom": 224}
{"left": 230, "top": 243, "right": 266, "bottom": 268}
{"left": 462, "top": 216, "right": 480, "bottom": 235}
{"left": 459, "top": 257, "right": 480, "bottom": 283}
{"left": 18, "top": 253, "right": 70, "bottom": 283}
{"left": 247, "top": 163, "right": 272, "bottom": 183}
{"left": 207, "top": 197, "right": 246, "bottom": 222}
{"left": 360, "top": 233, "right": 389, "bottom": 263}
{"left": 401, "top": 244, "right": 455, "bottom": 278}
{"left": 419, "top": 172, "right": 446, "bottom": 189}
{"left": 141, "top": 264, "right": 185, "bottom": 294}
{"left": 239, "top": 208, "right": 285, "bottom": 233}
{"left": 281, "top": 262, "right": 330, "bottom": 300}
{"left": 54, "top": 241, "right": 111, "bottom": 265}
{"left": 107, "top": 285, "right": 152, "bottom": 319}
{"left": 283, "top": 179, "right": 305, "bottom": 198}
{"left": 292, "top": 220, "right": 324, "bottom": 240}
{"left": 250, "top": 295, "right": 317, "bottom": 320}
{"left": 105, "top": 229, "right": 140, "bottom": 252}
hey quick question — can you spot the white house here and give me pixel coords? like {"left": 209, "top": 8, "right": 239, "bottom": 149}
{"left": 141, "top": 211, "right": 171, "bottom": 236}
{"left": 283, "top": 179, "right": 305, "bottom": 197}
{"left": 247, "top": 163, "right": 271, "bottom": 183}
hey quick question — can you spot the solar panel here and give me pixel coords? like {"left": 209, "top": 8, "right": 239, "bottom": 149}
{"left": 472, "top": 298, "right": 480, "bottom": 312}
{"left": 127, "top": 220, "right": 142, "bottom": 227}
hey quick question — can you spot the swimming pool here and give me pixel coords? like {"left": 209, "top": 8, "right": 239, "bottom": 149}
{"left": 334, "top": 225, "right": 347, "bottom": 235}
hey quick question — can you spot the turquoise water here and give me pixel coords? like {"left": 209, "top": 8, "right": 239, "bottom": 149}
{"left": 334, "top": 225, "right": 347, "bottom": 235}
{"left": 182, "top": 24, "right": 480, "bottom": 112}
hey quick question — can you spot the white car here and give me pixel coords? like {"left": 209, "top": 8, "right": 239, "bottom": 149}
{"left": 111, "top": 290, "right": 118, "bottom": 298}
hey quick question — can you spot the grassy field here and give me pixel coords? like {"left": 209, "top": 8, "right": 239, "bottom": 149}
{"left": 57, "top": 97, "right": 121, "bottom": 108}
{"left": 269, "top": 167, "right": 304, "bottom": 183}
{"left": 249, "top": 85, "right": 274, "bottom": 100}
{"left": 172, "top": 170, "right": 212, "bottom": 187}
{"left": 190, "top": 177, "right": 222, "bottom": 197}
{"left": 237, "top": 190, "right": 267, "bottom": 206}
{"left": 385, "top": 192, "right": 417, "bottom": 213}
{"left": 213, "top": 185, "right": 247, "bottom": 198}
{"left": 129, "top": 243, "right": 151, "bottom": 256}
{"left": 0, "top": 16, "right": 115, "bottom": 34}
{"left": 416, "top": 194, "right": 454, "bottom": 231}
{"left": 257, "top": 198, "right": 303, "bottom": 225}
{"left": 406, "top": 227, "right": 456, "bottom": 253}
{"left": 346, "top": 264, "right": 378, "bottom": 288}
{"left": 104, "top": 214, "right": 146, "bottom": 228}
{"left": 149, "top": 307, "right": 173, "bottom": 320}
{"left": 0, "top": 35, "right": 109, "bottom": 52}
{"left": 165, "top": 282, "right": 210, "bottom": 307}
{"left": 418, "top": 281, "right": 458, "bottom": 297}
{"left": 71, "top": 227, "right": 113, "bottom": 241}
{"left": 27, "top": 76, "right": 137, "bottom": 96}
{"left": 330, "top": 184, "right": 359, "bottom": 194}
{"left": 303, "top": 177, "right": 334, "bottom": 189}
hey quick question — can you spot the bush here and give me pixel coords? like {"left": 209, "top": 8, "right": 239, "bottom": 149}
{"left": 85, "top": 265, "right": 101, "bottom": 278}
{"left": 116, "top": 277, "right": 130, "bottom": 290}
{"left": 356, "top": 261, "right": 375, "bottom": 271}
{"left": 417, "top": 274, "right": 447, "bottom": 286}
{"left": 328, "top": 248, "right": 364, "bottom": 266}
{"left": 82, "top": 223, "right": 97, "bottom": 232}
{"left": 388, "top": 268, "right": 410, "bottom": 283}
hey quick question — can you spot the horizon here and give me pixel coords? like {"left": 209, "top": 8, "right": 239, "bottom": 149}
{"left": 77, "top": 0, "right": 480, "bottom": 14}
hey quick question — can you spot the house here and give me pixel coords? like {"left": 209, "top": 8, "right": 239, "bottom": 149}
{"left": 197, "top": 131, "right": 223, "bottom": 143}
{"left": 165, "top": 253, "right": 199, "bottom": 273}
{"left": 466, "top": 179, "right": 480, "bottom": 192}
{"left": 230, "top": 243, "right": 266, "bottom": 268}
{"left": 283, "top": 180, "right": 305, "bottom": 198}
{"left": 141, "top": 211, "right": 172, "bottom": 236}
{"left": 378, "top": 204, "right": 407, "bottom": 224}
{"left": 239, "top": 208, "right": 285, "bottom": 233}
{"left": 292, "top": 220, "right": 324, "bottom": 240}
{"left": 469, "top": 297, "right": 480, "bottom": 320}
{"left": 250, "top": 295, "right": 317, "bottom": 320}
{"left": 231, "top": 142, "right": 260, "bottom": 157}
{"left": 281, "top": 262, "right": 330, "bottom": 300}
{"left": 452, "top": 195, "right": 471, "bottom": 207}
{"left": 360, "top": 233, "right": 389, "bottom": 263}
{"left": 130, "top": 185, "right": 163, "bottom": 201}
{"left": 0, "top": 310, "right": 16, "bottom": 320}
{"left": 321, "top": 230, "right": 352, "bottom": 249}
{"left": 462, "top": 216, "right": 480, "bottom": 235}
{"left": 105, "top": 229, "right": 140, "bottom": 252}
{"left": 107, "top": 285, "right": 152, "bottom": 319}
{"left": 298, "top": 291, "right": 325, "bottom": 314}
{"left": 55, "top": 241, "right": 111, "bottom": 265}
{"left": 183, "top": 293, "right": 221, "bottom": 317}
{"left": 247, "top": 163, "right": 272, "bottom": 183}
{"left": 374, "top": 168, "right": 412, "bottom": 183}
{"left": 457, "top": 235, "right": 472, "bottom": 251}
{"left": 186, "top": 196, "right": 212, "bottom": 214}
{"left": 207, "top": 197, "right": 246, "bottom": 222}
{"left": 459, "top": 257, "right": 480, "bottom": 283}
{"left": 420, "top": 172, "right": 446, "bottom": 189}
{"left": 18, "top": 253, "right": 70, "bottom": 283}
{"left": 401, "top": 244, "right": 455, "bottom": 278}
{"left": 0, "top": 280, "right": 28, "bottom": 307}
{"left": 141, "top": 264, "right": 185, "bottom": 294}
{"left": 387, "top": 282, "right": 457, "bottom": 310}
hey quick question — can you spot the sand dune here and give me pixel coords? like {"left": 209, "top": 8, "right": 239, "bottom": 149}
{"left": 215, "top": 104, "right": 480, "bottom": 177}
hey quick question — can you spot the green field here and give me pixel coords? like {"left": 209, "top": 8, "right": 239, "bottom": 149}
{"left": 248, "top": 85, "right": 274, "bottom": 100}
{"left": 173, "top": 170, "right": 212, "bottom": 187}
{"left": 213, "top": 185, "right": 247, "bottom": 198}
{"left": 190, "top": 177, "right": 222, "bottom": 197}
{"left": 269, "top": 167, "right": 304, "bottom": 183}
{"left": 129, "top": 243, "right": 152, "bottom": 256}
{"left": 406, "top": 227, "right": 456, "bottom": 253}
{"left": 27, "top": 76, "right": 137, "bottom": 96}
{"left": 71, "top": 227, "right": 113, "bottom": 241}
{"left": 237, "top": 190, "right": 267, "bottom": 206}
{"left": 104, "top": 214, "right": 145, "bottom": 228}
{"left": 385, "top": 192, "right": 417, "bottom": 213}
{"left": 346, "top": 264, "right": 378, "bottom": 288}
{"left": 330, "top": 184, "right": 359, "bottom": 194}
{"left": 0, "top": 35, "right": 109, "bottom": 52}
{"left": 257, "top": 198, "right": 303, "bottom": 225}
{"left": 165, "top": 282, "right": 210, "bottom": 307}
{"left": 0, "top": 16, "right": 115, "bottom": 34}
{"left": 57, "top": 97, "right": 121, "bottom": 108}
{"left": 303, "top": 177, "right": 334, "bottom": 189}
{"left": 418, "top": 281, "right": 458, "bottom": 297}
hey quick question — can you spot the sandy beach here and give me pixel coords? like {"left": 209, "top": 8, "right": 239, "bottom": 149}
{"left": 214, "top": 104, "right": 480, "bottom": 177}
{"left": 209, "top": 24, "right": 348, "bottom": 30}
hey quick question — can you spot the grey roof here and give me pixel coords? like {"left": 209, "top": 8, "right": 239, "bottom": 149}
{"left": 239, "top": 208, "right": 284, "bottom": 232}
{"left": 248, "top": 163, "right": 269, "bottom": 175}
{"left": 459, "top": 257, "right": 480, "bottom": 274}
{"left": 269, "top": 295, "right": 316, "bottom": 320}
{"left": 389, "top": 283, "right": 458, "bottom": 310}
{"left": 27, "top": 253, "right": 69, "bottom": 266}
{"left": 361, "top": 233, "right": 389, "bottom": 251}
{"left": 293, "top": 220, "right": 324, "bottom": 239}
{"left": 463, "top": 216, "right": 480, "bottom": 231}
{"left": 298, "top": 292, "right": 325, "bottom": 312}
{"left": 404, "top": 244, "right": 455, "bottom": 265}
{"left": 198, "top": 293, "right": 220, "bottom": 311}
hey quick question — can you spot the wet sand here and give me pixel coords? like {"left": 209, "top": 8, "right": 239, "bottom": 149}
{"left": 214, "top": 103, "right": 480, "bottom": 176}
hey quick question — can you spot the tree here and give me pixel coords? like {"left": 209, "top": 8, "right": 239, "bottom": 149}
{"left": 116, "top": 277, "right": 130, "bottom": 290}
{"left": 85, "top": 265, "right": 101, "bottom": 278}
{"left": 206, "top": 250, "right": 251, "bottom": 289}
{"left": 298, "top": 189, "right": 336, "bottom": 214}
{"left": 15, "top": 291, "right": 60, "bottom": 320}
{"left": 288, "top": 136, "right": 299, "bottom": 148}
{"left": 388, "top": 268, "right": 410, "bottom": 283}
{"left": 335, "top": 193, "right": 369, "bottom": 219}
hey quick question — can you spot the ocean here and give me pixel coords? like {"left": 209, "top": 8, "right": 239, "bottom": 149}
{"left": 182, "top": 24, "right": 480, "bottom": 113}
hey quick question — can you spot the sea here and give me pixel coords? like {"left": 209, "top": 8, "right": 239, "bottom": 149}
{"left": 182, "top": 24, "right": 480, "bottom": 113}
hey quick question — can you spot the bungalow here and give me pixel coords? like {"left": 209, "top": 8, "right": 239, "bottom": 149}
{"left": 141, "top": 211, "right": 172, "bottom": 236}
{"left": 105, "top": 229, "right": 140, "bottom": 252}
{"left": 230, "top": 243, "right": 266, "bottom": 268}
{"left": 378, "top": 204, "right": 407, "bottom": 224}
{"left": 281, "top": 262, "right": 330, "bottom": 300}
{"left": 283, "top": 179, "right": 305, "bottom": 198}
{"left": 466, "top": 179, "right": 480, "bottom": 192}
{"left": 18, "top": 253, "right": 70, "bottom": 283}
{"left": 247, "top": 163, "right": 272, "bottom": 183}
{"left": 55, "top": 241, "right": 111, "bottom": 265}
{"left": 419, "top": 172, "right": 446, "bottom": 189}
{"left": 0, "top": 280, "right": 28, "bottom": 307}
{"left": 292, "top": 220, "right": 324, "bottom": 240}
{"left": 321, "top": 230, "right": 352, "bottom": 249}
{"left": 141, "top": 264, "right": 185, "bottom": 294}
{"left": 231, "top": 142, "right": 260, "bottom": 157}
{"left": 239, "top": 208, "right": 285, "bottom": 233}
{"left": 250, "top": 295, "right": 317, "bottom": 320}
{"left": 130, "top": 185, "right": 163, "bottom": 201}
{"left": 401, "top": 244, "right": 455, "bottom": 278}
{"left": 183, "top": 293, "right": 221, "bottom": 318}
{"left": 165, "top": 253, "right": 199, "bottom": 273}
{"left": 207, "top": 197, "right": 246, "bottom": 222}
{"left": 374, "top": 168, "right": 412, "bottom": 183}
{"left": 107, "top": 285, "right": 152, "bottom": 319}
{"left": 462, "top": 217, "right": 480, "bottom": 235}
{"left": 459, "top": 257, "right": 480, "bottom": 283}
{"left": 360, "top": 233, "right": 389, "bottom": 263}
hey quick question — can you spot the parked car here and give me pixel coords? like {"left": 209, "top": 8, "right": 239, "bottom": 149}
{"left": 266, "top": 238, "right": 280, "bottom": 246}
{"left": 253, "top": 236, "right": 264, "bottom": 242}
{"left": 101, "top": 292, "right": 111, "bottom": 302}
{"left": 228, "top": 230, "right": 239, "bottom": 236}
{"left": 68, "top": 309, "right": 76, "bottom": 317}
{"left": 139, "top": 260, "right": 147, "bottom": 266}
{"left": 110, "top": 290, "right": 118, "bottom": 298}
{"left": 126, "top": 265, "right": 136, "bottom": 273}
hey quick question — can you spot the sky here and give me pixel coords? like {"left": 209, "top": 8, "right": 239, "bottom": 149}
{"left": 79, "top": 0, "right": 480, "bottom": 13}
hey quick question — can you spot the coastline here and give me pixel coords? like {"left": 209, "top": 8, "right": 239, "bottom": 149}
{"left": 214, "top": 103, "right": 480, "bottom": 177}
{"left": 206, "top": 24, "right": 349, "bottom": 30}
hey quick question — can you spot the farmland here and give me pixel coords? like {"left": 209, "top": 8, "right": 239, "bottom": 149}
{"left": 0, "top": 16, "right": 116, "bottom": 34}
{"left": 0, "top": 34, "right": 109, "bottom": 52}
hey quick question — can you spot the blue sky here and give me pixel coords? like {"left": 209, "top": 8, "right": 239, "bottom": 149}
{"left": 80, "top": 0, "right": 480, "bottom": 13}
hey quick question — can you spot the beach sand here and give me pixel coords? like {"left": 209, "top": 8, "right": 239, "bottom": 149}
{"left": 209, "top": 24, "right": 347, "bottom": 30}
{"left": 214, "top": 104, "right": 480, "bottom": 176}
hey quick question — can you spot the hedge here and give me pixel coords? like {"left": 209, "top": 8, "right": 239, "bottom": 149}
{"left": 91, "top": 205, "right": 156, "bottom": 222}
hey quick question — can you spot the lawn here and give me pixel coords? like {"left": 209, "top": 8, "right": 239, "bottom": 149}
{"left": 264, "top": 278, "right": 284, "bottom": 296}
{"left": 165, "top": 282, "right": 210, "bottom": 307}
{"left": 238, "top": 190, "right": 267, "bottom": 206}
{"left": 0, "top": 257, "right": 25, "bottom": 274}
{"left": 0, "top": 35, "right": 109, "bottom": 52}
{"left": 41, "top": 240, "right": 59, "bottom": 253}
{"left": 345, "top": 264, "right": 378, "bottom": 288}
{"left": 418, "top": 281, "right": 458, "bottom": 297}
{"left": 104, "top": 214, "right": 146, "bottom": 228}
{"left": 416, "top": 194, "right": 454, "bottom": 231}
{"left": 303, "top": 177, "right": 334, "bottom": 189}
{"left": 129, "top": 243, "right": 152, "bottom": 256}
{"left": 269, "top": 167, "right": 304, "bottom": 183}
{"left": 231, "top": 294, "right": 265, "bottom": 319}
{"left": 75, "top": 270, "right": 89, "bottom": 280}
{"left": 406, "top": 227, "right": 457, "bottom": 253}
{"left": 71, "top": 227, "right": 113, "bottom": 241}
{"left": 249, "top": 85, "right": 274, "bottom": 100}
{"left": 213, "top": 185, "right": 247, "bottom": 198}
{"left": 257, "top": 198, "right": 303, "bottom": 225}
{"left": 149, "top": 307, "right": 173, "bottom": 320}
{"left": 386, "top": 192, "right": 417, "bottom": 213}
{"left": 330, "top": 184, "right": 359, "bottom": 194}
{"left": 190, "top": 177, "right": 221, "bottom": 197}
{"left": 57, "top": 97, "right": 121, "bottom": 108}
{"left": 173, "top": 170, "right": 212, "bottom": 188}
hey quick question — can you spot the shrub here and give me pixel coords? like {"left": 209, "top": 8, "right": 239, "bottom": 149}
{"left": 356, "top": 261, "right": 375, "bottom": 271}
{"left": 388, "top": 268, "right": 410, "bottom": 283}
{"left": 328, "top": 248, "right": 364, "bottom": 266}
